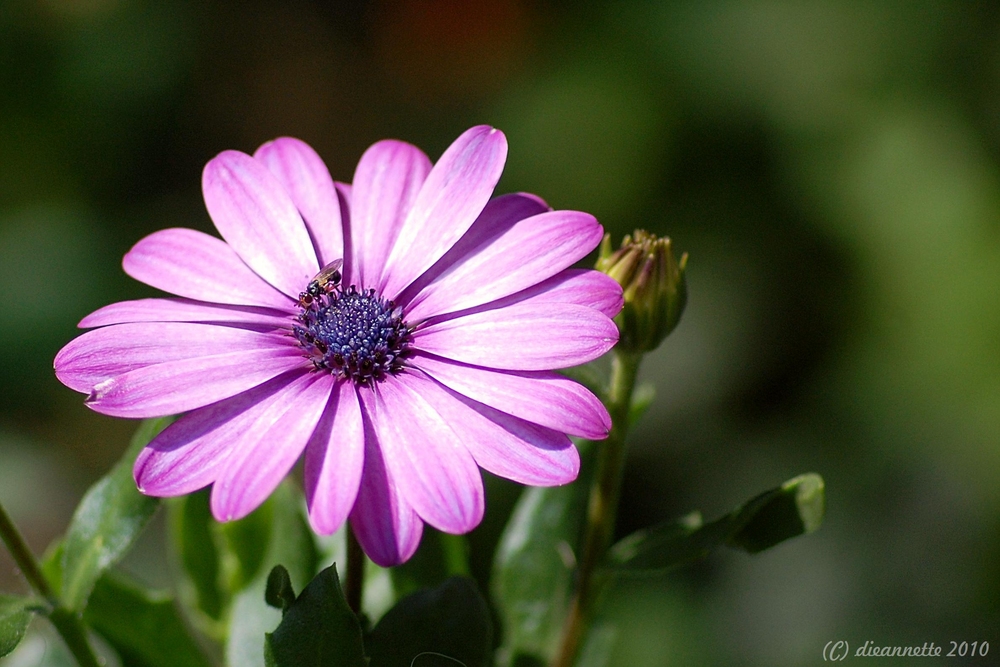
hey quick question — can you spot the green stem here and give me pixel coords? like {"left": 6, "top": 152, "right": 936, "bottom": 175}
{"left": 0, "top": 501, "right": 101, "bottom": 667}
{"left": 551, "top": 350, "right": 642, "bottom": 667}
{"left": 48, "top": 609, "right": 102, "bottom": 667}
{"left": 0, "top": 501, "right": 56, "bottom": 604}
{"left": 345, "top": 523, "right": 365, "bottom": 615}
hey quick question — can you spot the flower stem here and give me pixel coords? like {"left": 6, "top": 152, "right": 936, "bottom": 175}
{"left": 0, "top": 501, "right": 101, "bottom": 667}
{"left": 552, "top": 349, "right": 642, "bottom": 667}
{"left": 345, "top": 523, "right": 365, "bottom": 615}
{"left": 0, "top": 501, "right": 56, "bottom": 603}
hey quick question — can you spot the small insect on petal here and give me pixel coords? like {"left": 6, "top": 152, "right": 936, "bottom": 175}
{"left": 298, "top": 258, "right": 344, "bottom": 308}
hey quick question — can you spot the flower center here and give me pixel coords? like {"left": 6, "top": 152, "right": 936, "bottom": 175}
{"left": 294, "top": 284, "right": 412, "bottom": 385}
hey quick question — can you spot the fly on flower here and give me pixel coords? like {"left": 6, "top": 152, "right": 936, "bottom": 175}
{"left": 53, "top": 126, "right": 623, "bottom": 566}
{"left": 298, "top": 258, "right": 344, "bottom": 308}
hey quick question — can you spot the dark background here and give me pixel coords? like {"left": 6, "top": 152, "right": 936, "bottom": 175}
{"left": 1, "top": 1, "right": 998, "bottom": 664}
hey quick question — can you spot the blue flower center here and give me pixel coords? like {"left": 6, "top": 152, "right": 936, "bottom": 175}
{"left": 294, "top": 285, "right": 412, "bottom": 385}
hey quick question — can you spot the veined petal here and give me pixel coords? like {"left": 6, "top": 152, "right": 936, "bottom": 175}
{"left": 363, "top": 373, "right": 484, "bottom": 533}
{"left": 211, "top": 373, "right": 332, "bottom": 521}
{"left": 413, "top": 302, "right": 618, "bottom": 371}
{"left": 54, "top": 322, "right": 293, "bottom": 393}
{"left": 349, "top": 403, "right": 423, "bottom": 567}
{"left": 304, "top": 380, "right": 365, "bottom": 535}
{"left": 528, "top": 269, "right": 625, "bottom": 318}
{"left": 381, "top": 126, "right": 508, "bottom": 299}
{"left": 349, "top": 140, "right": 431, "bottom": 290}
{"left": 134, "top": 372, "right": 302, "bottom": 496}
{"left": 412, "top": 353, "right": 610, "bottom": 439}
{"left": 123, "top": 228, "right": 292, "bottom": 309}
{"left": 203, "top": 150, "right": 320, "bottom": 297}
{"left": 254, "top": 138, "right": 344, "bottom": 267}
{"left": 79, "top": 298, "right": 293, "bottom": 329}
{"left": 394, "top": 192, "right": 549, "bottom": 311}
{"left": 410, "top": 370, "right": 580, "bottom": 485}
{"left": 85, "top": 346, "right": 306, "bottom": 418}
{"left": 449, "top": 269, "right": 624, "bottom": 320}
{"left": 404, "top": 209, "right": 604, "bottom": 322}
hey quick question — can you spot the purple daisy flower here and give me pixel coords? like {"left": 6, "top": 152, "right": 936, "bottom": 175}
{"left": 54, "top": 126, "right": 622, "bottom": 566}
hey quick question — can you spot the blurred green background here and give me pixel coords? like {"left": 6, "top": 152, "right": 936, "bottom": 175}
{"left": 1, "top": 0, "right": 998, "bottom": 664}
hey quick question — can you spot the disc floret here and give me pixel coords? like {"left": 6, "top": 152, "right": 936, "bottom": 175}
{"left": 294, "top": 282, "right": 412, "bottom": 385}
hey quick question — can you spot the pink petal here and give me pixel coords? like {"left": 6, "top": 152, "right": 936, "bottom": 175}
{"left": 334, "top": 182, "right": 353, "bottom": 281}
{"left": 254, "top": 138, "right": 344, "bottom": 267}
{"left": 394, "top": 192, "right": 549, "bottom": 310}
{"left": 348, "top": 140, "right": 431, "bottom": 290}
{"left": 135, "top": 372, "right": 302, "bottom": 496}
{"left": 404, "top": 209, "right": 604, "bottom": 322}
{"left": 203, "top": 150, "right": 320, "bottom": 297}
{"left": 412, "top": 353, "right": 610, "bottom": 439}
{"left": 54, "top": 322, "right": 293, "bottom": 393}
{"left": 79, "top": 298, "right": 293, "bottom": 329}
{"left": 456, "top": 269, "right": 624, "bottom": 319}
{"left": 530, "top": 269, "right": 624, "bottom": 318}
{"left": 349, "top": 403, "right": 424, "bottom": 567}
{"left": 413, "top": 302, "right": 619, "bottom": 371}
{"left": 381, "top": 126, "right": 508, "bottom": 299}
{"left": 409, "top": 370, "right": 580, "bottom": 486}
{"left": 304, "top": 380, "right": 365, "bottom": 535}
{"left": 122, "top": 228, "right": 292, "bottom": 309}
{"left": 362, "top": 373, "right": 484, "bottom": 533}
{"left": 85, "top": 346, "right": 306, "bottom": 418}
{"left": 210, "top": 373, "right": 332, "bottom": 521}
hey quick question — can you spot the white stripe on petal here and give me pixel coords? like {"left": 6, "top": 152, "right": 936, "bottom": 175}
{"left": 413, "top": 302, "right": 618, "bottom": 371}
{"left": 362, "top": 374, "right": 484, "bottom": 534}
{"left": 211, "top": 373, "right": 332, "bottom": 521}
{"left": 304, "top": 380, "right": 365, "bottom": 535}
{"left": 123, "top": 228, "right": 292, "bottom": 309}
{"left": 203, "top": 150, "right": 320, "bottom": 297}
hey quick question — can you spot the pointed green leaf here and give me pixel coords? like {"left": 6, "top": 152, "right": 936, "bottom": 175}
{"left": 225, "top": 481, "right": 319, "bottom": 667}
{"left": 83, "top": 570, "right": 213, "bottom": 667}
{"left": 264, "top": 565, "right": 296, "bottom": 614}
{"left": 263, "top": 565, "right": 366, "bottom": 667}
{"left": 1, "top": 595, "right": 41, "bottom": 657}
{"left": 729, "top": 473, "right": 825, "bottom": 553}
{"left": 367, "top": 577, "right": 492, "bottom": 667}
{"left": 40, "top": 539, "right": 64, "bottom": 599}
{"left": 492, "top": 440, "right": 594, "bottom": 666}
{"left": 608, "top": 473, "right": 826, "bottom": 572}
{"left": 61, "top": 417, "right": 172, "bottom": 611}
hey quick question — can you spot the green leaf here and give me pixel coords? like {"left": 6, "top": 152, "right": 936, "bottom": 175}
{"left": 168, "top": 489, "right": 226, "bottom": 627}
{"left": 608, "top": 473, "right": 826, "bottom": 572}
{"left": 491, "top": 440, "right": 594, "bottom": 666}
{"left": 60, "top": 417, "right": 172, "bottom": 611}
{"left": 83, "top": 570, "right": 213, "bottom": 667}
{"left": 729, "top": 472, "right": 825, "bottom": 552}
{"left": 1, "top": 594, "right": 41, "bottom": 657}
{"left": 367, "top": 577, "right": 492, "bottom": 667}
{"left": 40, "top": 539, "right": 64, "bottom": 599}
{"left": 225, "top": 481, "right": 319, "bottom": 667}
{"left": 264, "top": 566, "right": 295, "bottom": 614}
{"left": 263, "top": 565, "right": 365, "bottom": 667}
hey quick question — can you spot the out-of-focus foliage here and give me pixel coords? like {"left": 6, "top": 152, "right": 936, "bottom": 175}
{"left": 1, "top": 0, "right": 998, "bottom": 664}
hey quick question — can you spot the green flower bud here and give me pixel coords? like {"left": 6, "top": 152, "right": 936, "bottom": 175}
{"left": 596, "top": 230, "right": 687, "bottom": 353}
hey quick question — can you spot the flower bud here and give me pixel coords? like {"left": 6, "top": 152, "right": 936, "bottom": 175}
{"left": 596, "top": 230, "right": 687, "bottom": 353}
